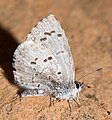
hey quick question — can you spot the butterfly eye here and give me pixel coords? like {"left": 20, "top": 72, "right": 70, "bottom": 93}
{"left": 76, "top": 83, "right": 79, "bottom": 89}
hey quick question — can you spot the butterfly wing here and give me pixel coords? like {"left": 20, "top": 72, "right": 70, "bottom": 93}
{"left": 13, "top": 15, "right": 75, "bottom": 89}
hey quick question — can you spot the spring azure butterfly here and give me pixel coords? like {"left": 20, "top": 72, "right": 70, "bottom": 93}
{"left": 12, "top": 14, "right": 83, "bottom": 100}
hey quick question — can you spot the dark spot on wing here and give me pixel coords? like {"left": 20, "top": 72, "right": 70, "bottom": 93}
{"left": 57, "top": 72, "right": 61, "bottom": 74}
{"left": 48, "top": 76, "right": 51, "bottom": 80}
{"left": 44, "top": 32, "right": 51, "bottom": 36}
{"left": 35, "top": 57, "right": 38, "bottom": 61}
{"left": 30, "top": 89, "right": 38, "bottom": 95}
{"left": 40, "top": 18, "right": 43, "bottom": 22}
{"left": 54, "top": 16, "right": 58, "bottom": 21}
{"left": 33, "top": 68, "right": 36, "bottom": 71}
{"left": 48, "top": 56, "right": 52, "bottom": 60}
{"left": 34, "top": 24, "right": 37, "bottom": 27}
{"left": 32, "top": 77, "right": 34, "bottom": 80}
{"left": 31, "top": 62, "right": 36, "bottom": 64}
{"left": 40, "top": 37, "right": 47, "bottom": 42}
{"left": 35, "top": 73, "right": 38, "bottom": 76}
{"left": 18, "top": 60, "right": 20, "bottom": 63}
{"left": 13, "top": 67, "right": 16, "bottom": 71}
{"left": 29, "top": 31, "right": 31, "bottom": 34}
{"left": 38, "top": 84, "right": 40, "bottom": 87}
{"left": 57, "top": 34, "right": 62, "bottom": 37}
{"left": 19, "top": 52, "right": 22, "bottom": 55}
{"left": 43, "top": 59, "right": 47, "bottom": 62}
{"left": 56, "top": 50, "right": 64, "bottom": 55}
{"left": 32, "top": 81, "right": 34, "bottom": 83}
{"left": 67, "top": 87, "right": 69, "bottom": 89}
{"left": 50, "top": 30, "right": 55, "bottom": 34}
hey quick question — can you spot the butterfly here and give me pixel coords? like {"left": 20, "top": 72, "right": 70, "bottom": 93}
{"left": 12, "top": 15, "right": 83, "bottom": 101}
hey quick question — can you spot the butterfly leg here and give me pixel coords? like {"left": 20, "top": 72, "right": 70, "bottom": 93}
{"left": 67, "top": 100, "right": 72, "bottom": 113}
{"left": 49, "top": 96, "right": 59, "bottom": 107}
{"left": 73, "top": 98, "right": 80, "bottom": 107}
{"left": 49, "top": 96, "right": 52, "bottom": 107}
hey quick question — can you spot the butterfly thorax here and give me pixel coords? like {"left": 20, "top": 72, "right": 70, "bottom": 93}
{"left": 46, "top": 80, "right": 83, "bottom": 100}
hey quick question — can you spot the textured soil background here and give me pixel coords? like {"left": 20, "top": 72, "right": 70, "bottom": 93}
{"left": 0, "top": 0, "right": 112, "bottom": 120}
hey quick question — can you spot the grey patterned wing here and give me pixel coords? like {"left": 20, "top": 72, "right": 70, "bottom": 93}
{"left": 12, "top": 15, "right": 75, "bottom": 89}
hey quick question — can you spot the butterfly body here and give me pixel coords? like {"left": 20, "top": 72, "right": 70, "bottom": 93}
{"left": 21, "top": 80, "right": 83, "bottom": 100}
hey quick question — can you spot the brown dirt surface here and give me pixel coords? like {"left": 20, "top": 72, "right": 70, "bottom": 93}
{"left": 0, "top": 0, "right": 112, "bottom": 120}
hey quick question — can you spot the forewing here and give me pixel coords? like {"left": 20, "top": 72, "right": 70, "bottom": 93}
{"left": 13, "top": 15, "right": 75, "bottom": 89}
{"left": 26, "top": 15, "right": 75, "bottom": 83}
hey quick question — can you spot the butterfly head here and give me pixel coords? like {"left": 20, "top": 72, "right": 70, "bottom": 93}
{"left": 68, "top": 80, "right": 83, "bottom": 99}
{"left": 61, "top": 81, "right": 83, "bottom": 100}
{"left": 74, "top": 80, "right": 83, "bottom": 91}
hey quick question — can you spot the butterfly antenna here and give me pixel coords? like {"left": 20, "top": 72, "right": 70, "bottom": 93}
{"left": 77, "top": 68, "right": 102, "bottom": 82}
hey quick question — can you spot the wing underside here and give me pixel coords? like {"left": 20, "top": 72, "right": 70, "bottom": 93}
{"left": 13, "top": 15, "right": 75, "bottom": 89}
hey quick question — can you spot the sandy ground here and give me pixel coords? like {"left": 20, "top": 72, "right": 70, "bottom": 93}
{"left": 0, "top": 0, "right": 112, "bottom": 120}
